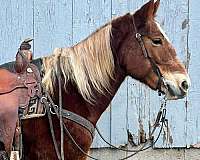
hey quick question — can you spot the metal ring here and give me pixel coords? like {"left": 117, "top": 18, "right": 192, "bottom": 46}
{"left": 40, "top": 96, "right": 47, "bottom": 104}
{"left": 50, "top": 105, "right": 58, "bottom": 115}
{"left": 135, "top": 33, "right": 141, "bottom": 39}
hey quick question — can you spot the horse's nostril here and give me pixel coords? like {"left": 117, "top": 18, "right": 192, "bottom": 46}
{"left": 181, "top": 80, "right": 189, "bottom": 91}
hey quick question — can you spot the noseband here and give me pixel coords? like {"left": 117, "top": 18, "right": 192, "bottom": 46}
{"left": 132, "top": 16, "right": 166, "bottom": 95}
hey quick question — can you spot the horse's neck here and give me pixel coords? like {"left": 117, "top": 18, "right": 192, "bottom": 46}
{"left": 60, "top": 67, "right": 126, "bottom": 125}
{"left": 47, "top": 14, "right": 132, "bottom": 125}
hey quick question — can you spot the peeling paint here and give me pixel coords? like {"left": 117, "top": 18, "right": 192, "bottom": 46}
{"left": 162, "top": 120, "right": 173, "bottom": 146}
{"left": 186, "top": 51, "right": 191, "bottom": 71}
{"left": 127, "top": 129, "right": 137, "bottom": 146}
{"left": 0, "top": 0, "right": 198, "bottom": 151}
{"left": 182, "top": 19, "right": 189, "bottom": 30}
{"left": 139, "top": 120, "right": 147, "bottom": 144}
{"left": 191, "top": 142, "right": 200, "bottom": 148}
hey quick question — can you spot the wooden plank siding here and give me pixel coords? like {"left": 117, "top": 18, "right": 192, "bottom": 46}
{"left": 0, "top": 0, "right": 199, "bottom": 150}
{"left": 187, "top": 0, "right": 200, "bottom": 148}
{"left": 33, "top": 0, "right": 73, "bottom": 56}
{"left": 0, "top": 0, "right": 34, "bottom": 62}
{"left": 154, "top": 0, "right": 189, "bottom": 148}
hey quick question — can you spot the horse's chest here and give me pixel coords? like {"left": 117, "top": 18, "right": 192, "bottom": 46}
{"left": 22, "top": 117, "right": 92, "bottom": 160}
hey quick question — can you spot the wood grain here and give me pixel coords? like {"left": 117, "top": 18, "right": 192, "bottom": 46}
{"left": 0, "top": 0, "right": 198, "bottom": 151}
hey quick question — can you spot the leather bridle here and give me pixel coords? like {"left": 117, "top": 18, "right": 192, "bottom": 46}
{"left": 132, "top": 15, "right": 167, "bottom": 95}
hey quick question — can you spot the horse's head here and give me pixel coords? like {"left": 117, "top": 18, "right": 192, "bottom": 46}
{"left": 112, "top": 0, "right": 190, "bottom": 100}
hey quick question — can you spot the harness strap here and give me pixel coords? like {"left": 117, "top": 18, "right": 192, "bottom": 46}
{"left": 41, "top": 96, "right": 95, "bottom": 139}
{"left": 62, "top": 109, "right": 95, "bottom": 138}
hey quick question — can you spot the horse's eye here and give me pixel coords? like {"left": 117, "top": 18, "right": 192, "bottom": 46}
{"left": 152, "top": 38, "right": 162, "bottom": 46}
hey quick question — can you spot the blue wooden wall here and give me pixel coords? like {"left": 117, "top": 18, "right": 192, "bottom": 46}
{"left": 0, "top": 0, "right": 199, "bottom": 149}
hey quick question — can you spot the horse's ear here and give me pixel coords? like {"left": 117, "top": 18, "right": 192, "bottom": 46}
{"left": 134, "top": 0, "right": 158, "bottom": 23}
{"left": 153, "top": 0, "right": 160, "bottom": 16}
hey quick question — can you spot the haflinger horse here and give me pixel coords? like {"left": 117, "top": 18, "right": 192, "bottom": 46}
{"left": 0, "top": 0, "right": 190, "bottom": 160}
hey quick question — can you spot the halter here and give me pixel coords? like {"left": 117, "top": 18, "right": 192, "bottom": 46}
{"left": 132, "top": 16, "right": 167, "bottom": 95}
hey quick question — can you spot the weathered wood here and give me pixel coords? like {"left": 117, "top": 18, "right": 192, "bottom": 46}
{"left": 154, "top": 0, "right": 189, "bottom": 148}
{"left": 0, "top": 0, "right": 198, "bottom": 151}
{"left": 186, "top": 0, "right": 200, "bottom": 148}
{"left": 90, "top": 148, "right": 200, "bottom": 160}
{"left": 126, "top": 0, "right": 189, "bottom": 148}
{"left": 33, "top": 0, "right": 73, "bottom": 57}
{"left": 0, "top": 0, "right": 33, "bottom": 62}
{"left": 71, "top": 0, "right": 112, "bottom": 148}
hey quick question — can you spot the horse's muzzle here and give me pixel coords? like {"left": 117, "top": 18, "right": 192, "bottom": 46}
{"left": 162, "top": 73, "right": 191, "bottom": 100}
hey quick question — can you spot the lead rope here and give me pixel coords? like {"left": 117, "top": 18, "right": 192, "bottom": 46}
{"left": 119, "top": 99, "right": 167, "bottom": 160}
{"left": 85, "top": 15, "right": 169, "bottom": 158}
{"left": 95, "top": 99, "right": 167, "bottom": 155}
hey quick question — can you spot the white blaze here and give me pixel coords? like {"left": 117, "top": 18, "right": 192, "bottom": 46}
{"left": 155, "top": 22, "right": 171, "bottom": 42}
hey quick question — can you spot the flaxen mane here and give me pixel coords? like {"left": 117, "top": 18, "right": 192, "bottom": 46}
{"left": 42, "top": 23, "right": 114, "bottom": 103}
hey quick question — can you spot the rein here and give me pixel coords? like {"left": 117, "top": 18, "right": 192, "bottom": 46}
{"left": 95, "top": 100, "right": 167, "bottom": 160}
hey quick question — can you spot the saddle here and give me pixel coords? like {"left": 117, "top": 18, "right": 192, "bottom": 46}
{"left": 0, "top": 39, "right": 43, "bottom": 159}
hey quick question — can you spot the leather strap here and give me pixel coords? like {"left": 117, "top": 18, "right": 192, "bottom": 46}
{"left": 62, "top": 109, "right": 95, "bottom": 138}
{"left": 132, "top": 15, "right": 165, "bottom": 94}
{"left": 20, "top": 97, "right": 95, "bottom": 139}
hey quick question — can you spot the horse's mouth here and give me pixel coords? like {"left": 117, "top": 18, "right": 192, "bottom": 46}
{"left": 161, "top": 79, "right": 188, "bottom": 100}
{"left": 159, "top": 72, "right": 191, "bottom": 100}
